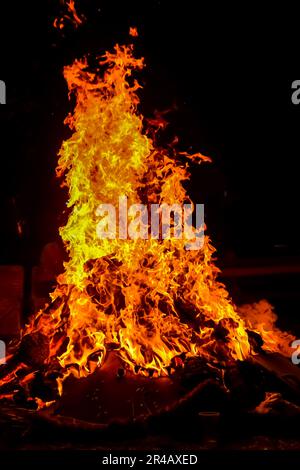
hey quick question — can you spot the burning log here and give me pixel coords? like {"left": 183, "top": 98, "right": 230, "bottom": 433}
{"left": 253, "top": 353, "right": 300, "bottom": 404}
{"left": 224, "top": 360, "right": 265, "bottom": 410}
{"left": 18, "top": 333, "right": 50, "bottom": 368}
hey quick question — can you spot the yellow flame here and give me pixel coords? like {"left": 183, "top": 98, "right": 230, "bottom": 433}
{"left": 21, "top": 42, "right": 294, "bottom": 395}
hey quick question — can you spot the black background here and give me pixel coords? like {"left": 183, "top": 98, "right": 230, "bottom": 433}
{"left": 0, "top": 1, "right": 298, "bottom": 267}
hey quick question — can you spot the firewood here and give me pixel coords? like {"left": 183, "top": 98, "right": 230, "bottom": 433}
{"left": 18, "top": 332, "right": 50, "bottom": 367}
{"left": 224, "top": 360, "right": 265, "bottom": 410}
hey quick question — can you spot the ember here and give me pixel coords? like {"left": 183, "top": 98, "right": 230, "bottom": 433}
{"left": 54, "top": 0, "right": 85, "bottom": 30}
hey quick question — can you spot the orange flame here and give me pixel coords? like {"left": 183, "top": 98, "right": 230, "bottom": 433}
{"left": 2, "top": 41, "right": 294, "bottom": 405}
{"left": 54, "top": 0, "right": 84, "bottom": 30}
{"left": 129, "top": 27, "right": 138, "bottom": 37}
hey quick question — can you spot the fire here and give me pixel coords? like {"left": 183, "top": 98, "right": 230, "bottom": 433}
{"left": 129, "top": 27, "right": 138, "bottom": 37}
{"left": 0, "top": 40, "right": 295, "bottom": 406}
{"left": 54, "top": 0, "right": 84, "bottom": 30}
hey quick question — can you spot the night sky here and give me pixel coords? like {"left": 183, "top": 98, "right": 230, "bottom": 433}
{"left": 0, "top": 1, "right": 299, "bottom": 267}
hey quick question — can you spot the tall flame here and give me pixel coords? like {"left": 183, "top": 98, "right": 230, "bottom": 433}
{"left": 4, "top": 41, "right": 294, "bottom": 402}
